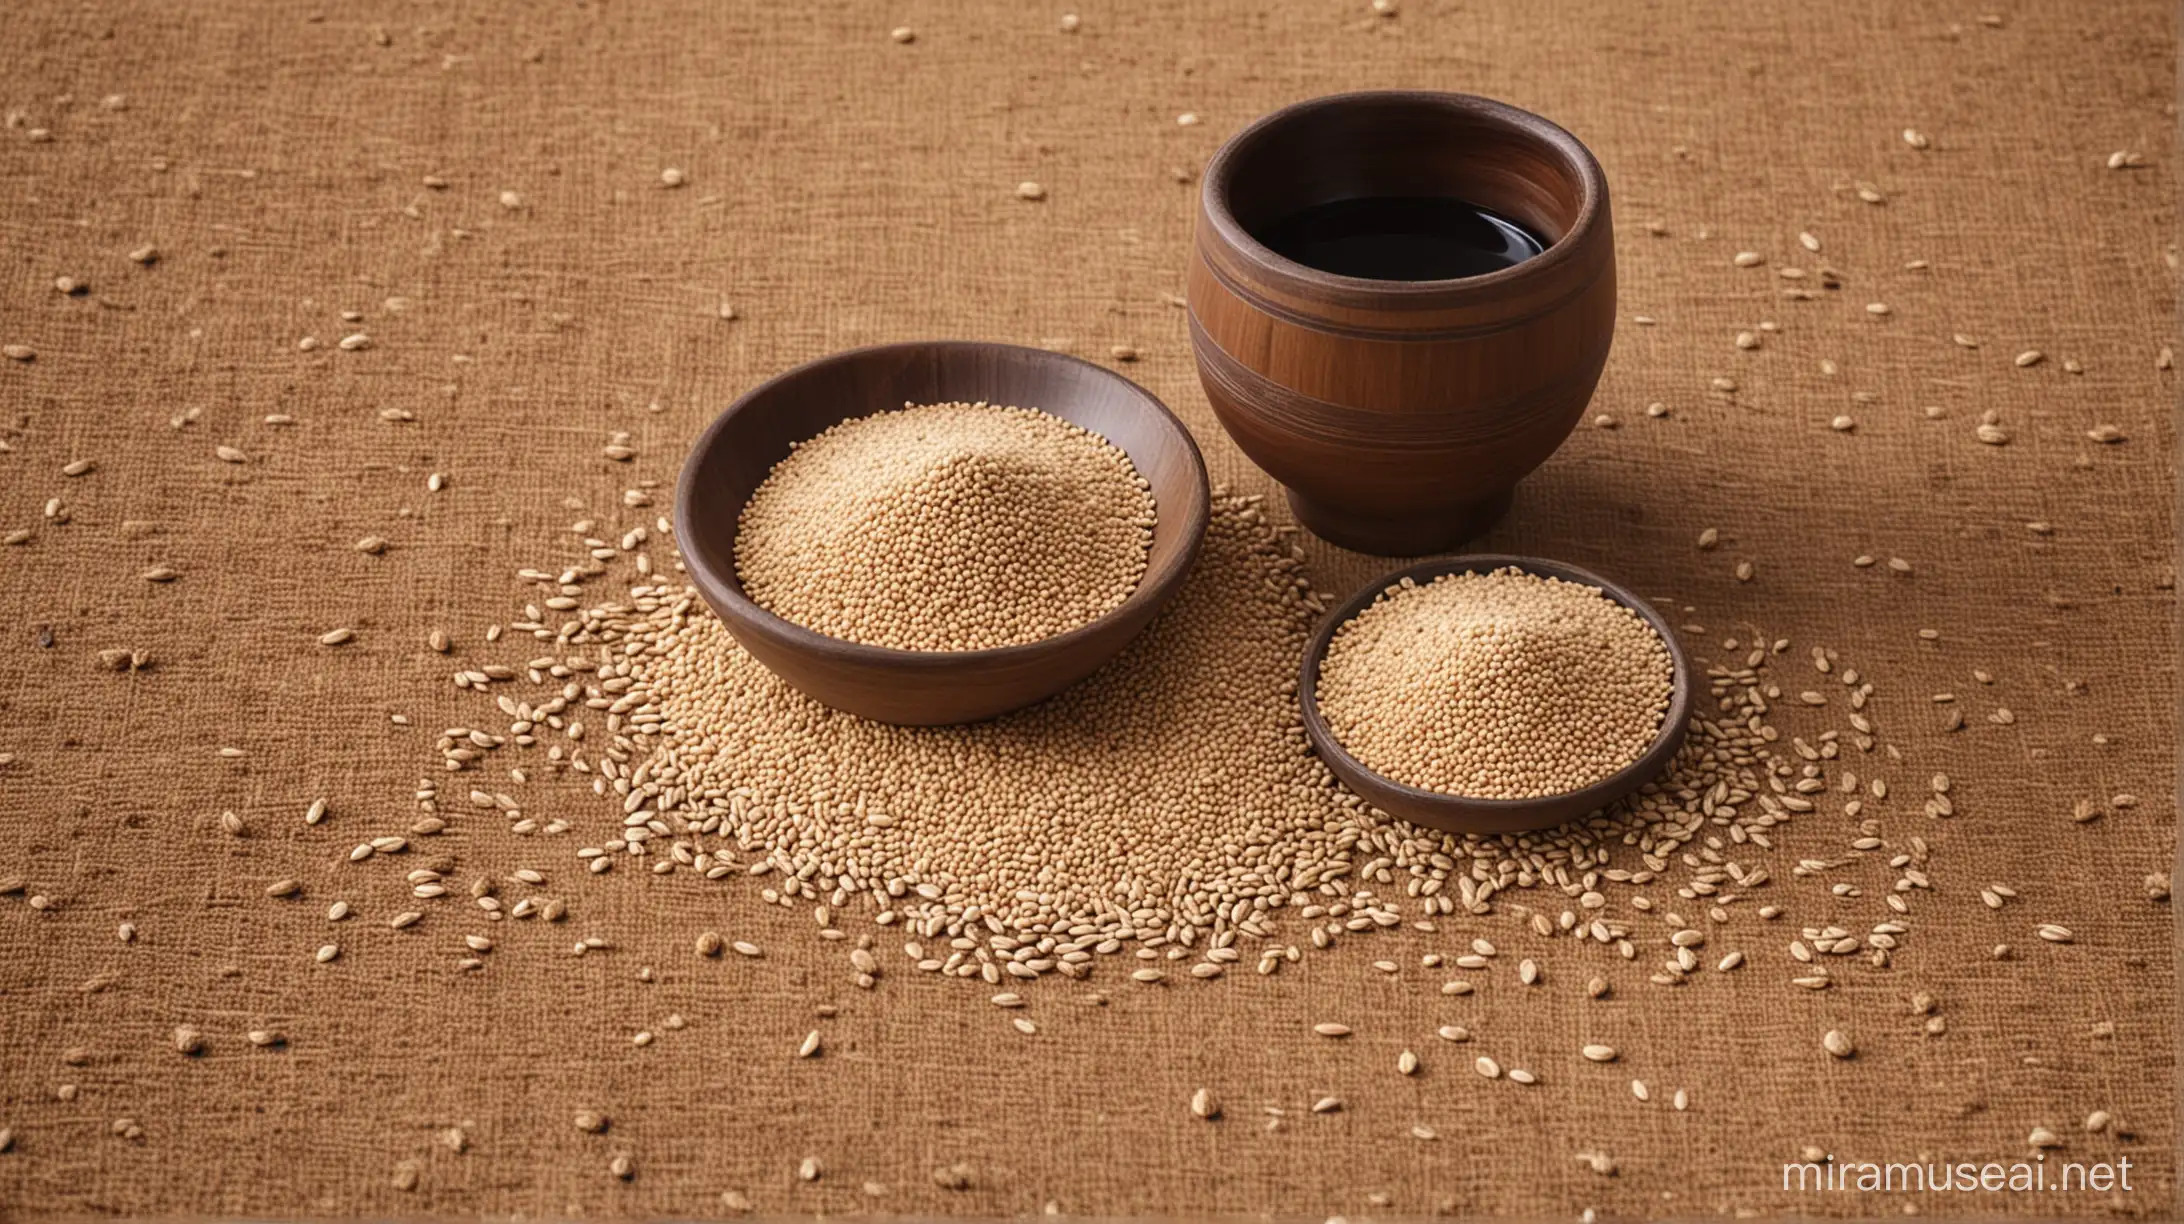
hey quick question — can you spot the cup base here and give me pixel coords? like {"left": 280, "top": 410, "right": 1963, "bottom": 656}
{"left": 1285, "top": 487, "right": 1514, "bottom": 556}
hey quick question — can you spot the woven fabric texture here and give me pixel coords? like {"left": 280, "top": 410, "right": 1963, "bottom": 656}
{"left": 0, "top": 0, "right": 2174, "bottom": 1218}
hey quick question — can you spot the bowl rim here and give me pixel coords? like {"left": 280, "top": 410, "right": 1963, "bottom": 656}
{"left": 1200, "top": 89, "right": 1608, "bottom": 304}
{"left": 672, "top": 339, "right": 1212, "bottom": 671}
{"left": 1297, "top": 553, "right": 1695, "bottom": 819}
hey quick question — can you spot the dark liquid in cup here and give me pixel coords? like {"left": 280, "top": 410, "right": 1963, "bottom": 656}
{"left": 1257, "top": 196, "right": 1547, "bottom": 281}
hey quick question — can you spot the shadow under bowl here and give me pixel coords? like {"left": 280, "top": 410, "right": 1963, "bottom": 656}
{"left": 1298, "top": 554, "right": 1694, "bottom": 835}
{"left": 674, "top": 340, "right": 1211, "bottom": 726}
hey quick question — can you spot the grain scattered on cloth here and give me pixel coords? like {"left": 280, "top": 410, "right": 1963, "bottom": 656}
{"left": 0, "top": 0, "right": 2173, "bottom": 1218}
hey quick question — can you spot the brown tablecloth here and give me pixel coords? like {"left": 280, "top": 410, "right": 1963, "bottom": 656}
{"left": 0, "top": 0, "right": 2173, "bottom": 1217}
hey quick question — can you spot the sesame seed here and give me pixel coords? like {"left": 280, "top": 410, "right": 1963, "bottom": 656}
{"left": 1317, "top": 568, "right": 1671, "bottom": 799}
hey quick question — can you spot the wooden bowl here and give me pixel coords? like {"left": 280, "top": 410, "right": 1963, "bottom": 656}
{"left": 1298, "top": 555, "right": 1693, "bottom": 835}
{"left": 673, "top": 341, "right": 1210, "bottom": 726}
{"left": 1188, "top": 91, "right": 1616, "bottom": 556}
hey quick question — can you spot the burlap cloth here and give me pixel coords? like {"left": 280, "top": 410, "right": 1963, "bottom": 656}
{"left": 0, "top": 0, "right": 2173, "bottom": 1218}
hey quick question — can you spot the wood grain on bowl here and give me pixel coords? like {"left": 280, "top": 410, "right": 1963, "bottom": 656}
{"left": 1189, "top": 91, "right": 1616, "bottom": 556}
{"left": 1298, "top": 555, "right": 1693, "bottom": 836}
{"left": 674, "top": 341, "right": 1209, "bottom": 726}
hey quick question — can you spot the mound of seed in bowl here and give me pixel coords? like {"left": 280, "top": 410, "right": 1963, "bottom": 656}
{"left": 1316, "top": 567, "right": 1674, "bottom": 799}
{"left": 734, "top": 400, "right": 1155, "bottom": 651}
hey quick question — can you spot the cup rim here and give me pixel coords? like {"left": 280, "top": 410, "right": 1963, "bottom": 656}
{"left": 1200, "top": 90, "right": 1608, "bottom": 306}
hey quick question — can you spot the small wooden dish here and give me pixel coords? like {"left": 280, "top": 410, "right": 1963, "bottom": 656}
{"left": 1298, "top": 555, "right": 1693, "bottom": 835}
{"left": 674, "top": 341, "right": 1210, "bottom": 726}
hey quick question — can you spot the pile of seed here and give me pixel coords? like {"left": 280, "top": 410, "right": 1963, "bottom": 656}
{"left": 1316, "top": 568, "right": 1675, "bottom": 799}
{"left": 594, "top": 493, "right": 1334, "bottom": 944}
{"left": 735, "top": 400, "right": 1154, "bottom": 651}
{"left": 422, "top": 495, "right": 1899, "bottom": 987}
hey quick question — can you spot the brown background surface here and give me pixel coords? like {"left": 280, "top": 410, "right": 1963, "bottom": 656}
{"left": 0, "top": 0, "right": 2175, "bottom": 1218}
